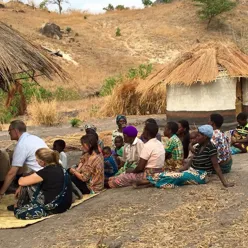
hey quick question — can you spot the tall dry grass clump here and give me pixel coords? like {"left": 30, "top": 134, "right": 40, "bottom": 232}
{"left": 27, "top": 98, "right": 59, "bottom": 126}
{"left": 102, "top": 79, "right": 166, "bottom": 116}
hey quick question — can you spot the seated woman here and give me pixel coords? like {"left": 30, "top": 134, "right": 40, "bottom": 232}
{"left": 115, "top": 126, "right": 144, "bottom": 176}
{"left": 14, "top": 148, "right": 72, "bottom": 220}
{"left": 164, "top": 122, "right": 184, "bottom": 171}
{"left": 109, "top": 122, "right": 165, "bottom": 188}
{"left": 112, "top": 115, "right": 127, "bottom": 147}
{"left": 140, "top": 118, "right": 162, "bottom": 143}
{"left": 177, "top": 120, "right": 190, "bottom": 159}
{"left": 84, "top": 124, "right": 104, "bottom": 152}
{"left": 141, "top": 125, "right": 234, "bottom": 189}
{"left": 231, "top": 112, "right": 248, "bottom": 153}
{"left": 69, "top": 134, "right": 104, "bottom": 194}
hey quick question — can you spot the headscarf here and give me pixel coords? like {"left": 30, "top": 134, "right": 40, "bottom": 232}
{"left": 116, "top": 115, "right": 127, "bottom": 125}
{"left": 123, "top": 126, "right": 138, "bottom": 137}
{"left": 198, "top": 125, "right": 213, "bottom": 139}
{"left": 85, "top": 124, "right": 97, "bottom": 132}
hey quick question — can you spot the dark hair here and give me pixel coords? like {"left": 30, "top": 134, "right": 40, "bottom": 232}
{"left": 210, "top": 113, "right": 224, "bottom": 128}
{"left": 178, "top": 120, "right": 190, "bottom": 133}
{"left": 145, "top": 118, "right": 157, "bottom": 125}
{"left": 237, "top": 112, "right": 247, "bottom": 121}
{"left": 53, "top": 139, "right": 66, "bottom": 150}
{"left": 167, "top": 122, "right": 179, "bottom": 134}
{"left": 115, "top": 136, "right": 124, "bottom": 142}
{"left": 80, "top": 134, "right": 99, "bottom": 155}
{"left": 144, "top": 122, "right": 158, "bottom": 138}
{"left": 102, "top": 146, "right": 112, "bottom": 153}
{"left": 10, "top": 120, "right": 26, "bottom": 133}
{"left": 85, "top": 128, "right": 99, "bottom": 141}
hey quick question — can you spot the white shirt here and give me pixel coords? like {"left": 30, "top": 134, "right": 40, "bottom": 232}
{"left": 12, "top": 132, "right": 48, "bottom": 172}
{"left": 59, "top": 151, "right": 68, "bottom": 169}
{"left": 140, "top": 138, "right": 165, "bottom": 169}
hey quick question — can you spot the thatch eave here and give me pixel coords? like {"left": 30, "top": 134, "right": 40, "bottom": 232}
{"left": 137, "top": 42, "right": 248, "bottom": 97}
{"left": 0, "top": 22, "right": 69, "bottom": 91}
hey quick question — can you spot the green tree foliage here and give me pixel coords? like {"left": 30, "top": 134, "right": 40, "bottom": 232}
{"left": 193, "top": 0, "right": 236, "bottom": 27}
{"left": 115, "top": 5, "right": 125, "bottom": 10}
{"left": 103, "top": 4, "right": 114, "bottom": 11}
{"left": 142, "top": 0, "right": 153, "bottom": 7}
{"left": 39, "top": 0, "right": 48, "bottom": 9}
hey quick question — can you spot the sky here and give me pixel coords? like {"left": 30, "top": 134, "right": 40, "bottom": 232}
{"left": 19, "top": 0, "right": 145, "bottom": 13}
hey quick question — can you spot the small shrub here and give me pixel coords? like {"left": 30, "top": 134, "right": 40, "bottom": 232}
{"left": 54, "top": 87, "right": 81, "bottom": 101}
{"left": 70, "top": 118, "right": 81, "bottom": 127}
{"left": 116, "top": 27, "right": 121, "bottom": 37}
{"left": 115, "top": 5, "right": 125, "bottom": 10}
{"left": 100, "top": 76, "right": 122, "bottom": 96}
{"left": 84, "top": 15, "right": 87, "bottom": 19}
{"left": 127, "top": 64, "right": 153, "bottom": 79}
{"left": 66, "top": 26, "right": 72, "bottom": 33}
{"left": 27, "top": 98, "right": 59, "bottom": 126}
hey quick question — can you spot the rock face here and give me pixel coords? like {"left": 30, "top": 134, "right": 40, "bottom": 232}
{"left": 0, "top": 3, "right": 5, "bottom": 8}
{"left": 40, "top": 23, "right": 62, "bottom": 40}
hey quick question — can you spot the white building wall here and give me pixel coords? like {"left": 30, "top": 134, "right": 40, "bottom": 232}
{"left": 167, "top": 77, "right": 237, "bottom": 112}
{"left": 242, "top": 78, "right": 248, "bottom": 105}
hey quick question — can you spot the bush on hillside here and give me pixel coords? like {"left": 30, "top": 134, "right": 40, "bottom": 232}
{"left": 193, "top": 0, "right": 236, "bottom": 28}
{"left": 116, "top": 27, "right": 121, "bottom": 36}
{"left": 103, "top": 4, "right": 114, "bottom": 11}
{"left": 142, "top": 0, "right": 153, "bottom": 7}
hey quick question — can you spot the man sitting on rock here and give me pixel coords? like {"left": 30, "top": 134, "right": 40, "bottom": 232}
{"left": 0, "top": 120, "right": 48, "bottom": 208}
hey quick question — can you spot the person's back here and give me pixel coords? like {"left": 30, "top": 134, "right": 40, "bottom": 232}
{"left": 12, "top": 133, "right": 47, "bottom": 172}
{"left": 142, "top": 138, "right": 165, "bottom": 170}
{"left": 0, "top": 150, "right": 10, "bottom": 186}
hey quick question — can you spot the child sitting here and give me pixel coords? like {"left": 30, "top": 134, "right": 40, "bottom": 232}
{"left": 231, "top": 112, "right": 248, "bottom": 153}
{"left": 113, "top": 136, "right": 124, "bottom": 165}
{"left": 102, "top": 146, "right": 118, "bottom": 179}
{"left": 164, "top": 122, "right": 184, "bottom": 171}
{"left": 53, "top": 140, "right": 67, "bottom": 170}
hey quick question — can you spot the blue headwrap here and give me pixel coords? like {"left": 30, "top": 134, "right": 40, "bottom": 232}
{"left": 198, "top": 125, "right": 213, "bottom": 138}
{"left": 116, "top": 115, "right": 127, "bottom": 125}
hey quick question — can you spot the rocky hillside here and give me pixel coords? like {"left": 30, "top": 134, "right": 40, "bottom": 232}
{"left": 0, "top": 0, "right": 248, "bottom": 95}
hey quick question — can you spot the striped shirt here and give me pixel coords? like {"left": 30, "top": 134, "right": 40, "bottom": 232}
{"left": 191, "top": 142, "right": 217, "bottom": 172}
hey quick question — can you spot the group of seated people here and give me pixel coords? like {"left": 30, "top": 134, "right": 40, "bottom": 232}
{"left": 0, "top": 112, "right": 247, "bottom": 220}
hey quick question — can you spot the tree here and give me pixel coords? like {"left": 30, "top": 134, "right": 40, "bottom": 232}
{"left": 39, "top": 0, "right": 48, "bottom": 10}
{"left": 142, "top": 0, "right": 153, "bottom": 7}
{"left": 193, "top": 0, "right": 236, "bottom": 28}
{"left": 103, "top": 4, "right": 114, "bottom": 11}
{"left": 115, "top": 5, "right": 126, "bottom": 10}
{"left": 47, "top": 0, "right": 69, "bottom": 14}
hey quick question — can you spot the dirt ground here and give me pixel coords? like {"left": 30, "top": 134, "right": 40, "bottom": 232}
{"left": 0, "top": 154, "right": 247, "bottom": 248}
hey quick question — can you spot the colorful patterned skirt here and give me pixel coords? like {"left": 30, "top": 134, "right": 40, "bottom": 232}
{"left": 147, "top": 167, "right": 208, "bottom": 189}
{"left": 109, "top": 168, "right": 164, "bottom": 188}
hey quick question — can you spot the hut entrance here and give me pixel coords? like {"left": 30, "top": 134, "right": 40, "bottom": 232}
{"left": 236, "top": 78, "right": 243, "bottom": 115}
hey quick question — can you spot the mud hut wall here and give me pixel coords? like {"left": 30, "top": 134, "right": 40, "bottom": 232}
{"left": 242, "top": 78, "right": 248, "bottom": 114}
{"left": 166, "top": 77, "right": 237, "bottom": 124}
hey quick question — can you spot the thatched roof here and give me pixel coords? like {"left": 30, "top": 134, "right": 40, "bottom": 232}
{"left": 0, "top": 22, "right": 68, "bottom": 91}
{"left": 137, "top": 42, "right": 248, "bottom": 96}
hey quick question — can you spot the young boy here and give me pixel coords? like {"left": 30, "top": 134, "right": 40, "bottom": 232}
{"left": 102, "top": 146, "right": 118, "bottom": 179}
{"left": 114, "top": 136, "right": 124, "bottom": 156}
{"left": 232, "top": 112, "right": 248, "bottom": 153}
{"left": 53, "top": 139, "right": 68, "bottom": 169}
{"left": 164, "top": 122, "right": 184, "bottom": 171}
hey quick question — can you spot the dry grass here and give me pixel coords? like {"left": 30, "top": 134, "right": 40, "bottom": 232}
{"left": 102, "top": 79, "right": 166, "bottom": 116}
{"left": 27, "top": 98, "right": 59, "bottom": 126}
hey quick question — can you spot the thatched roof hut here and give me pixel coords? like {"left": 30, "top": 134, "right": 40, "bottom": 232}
{"left": 138, "top": 42, "right": 248, "bottom": 124}
{"left": 0, "top": 22, "right": 68, "bottom": 91}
